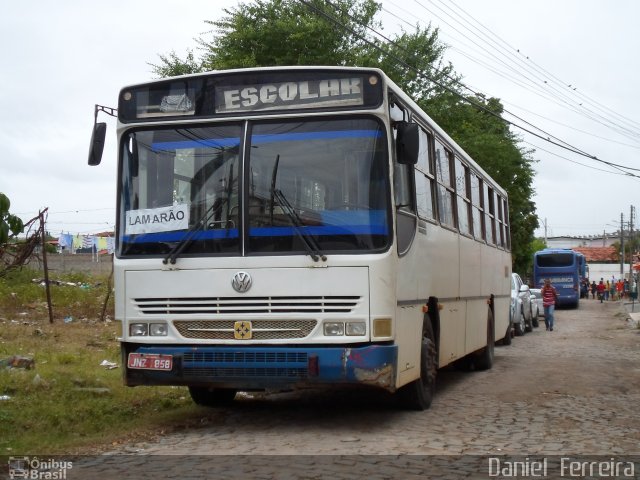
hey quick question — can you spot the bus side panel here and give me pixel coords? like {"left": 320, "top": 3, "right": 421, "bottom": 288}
{"left": 394, "top": 227, "right": 421, "bottom": 388}
{"left": 438, "top": 299, "right": 467, "bottom": 367}
{"left": 416, "top": 226, "right": 464, "bottom": 367}
{"left": 481, "top": 243, "right": 511, "bottom": 342}
{"left": 394, "top": 304, "right": 422, "bottom": 388}
{"left": 460, "top": 237, "right": 485, "bottom": 354}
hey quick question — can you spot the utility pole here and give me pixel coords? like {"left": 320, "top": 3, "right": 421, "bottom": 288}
{"left": 630, "top": 205, "right": 635, "bottom": 281}
{"left": 620, "top": 213, "right": 625, "bottom": 276}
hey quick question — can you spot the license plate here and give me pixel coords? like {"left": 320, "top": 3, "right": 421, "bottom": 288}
{"left": 127, "top": 353, "right": 173, "bottom": 371}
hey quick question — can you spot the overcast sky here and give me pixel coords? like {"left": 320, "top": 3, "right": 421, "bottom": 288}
{"left": 1, "top": 0, "right": 638, "bottom": 240}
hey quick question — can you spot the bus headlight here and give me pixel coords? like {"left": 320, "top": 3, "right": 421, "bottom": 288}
{"left": 130, "top": 323, "right": 148, "bottom": 336}
{"left": 149, "top": 323, "right": 168, "bottom": 336}
{"left": 345, "top": 321, "right": 366, "bottom": 336}
{"left": 324, "top": 322, "right": 344, "bottom": 336}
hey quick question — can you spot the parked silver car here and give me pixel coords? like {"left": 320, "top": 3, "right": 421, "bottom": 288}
{"left": 530, "top": 288, "right": 544, "bottom": 320}
{"left": 510, "top": 273, "right": 534, "bottom": 336}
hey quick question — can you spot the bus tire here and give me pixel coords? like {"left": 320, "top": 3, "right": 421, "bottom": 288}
{"left": 500, "top": 320, "right": 512, "bottom": 345}
{"left": 188, "top": 386, "right": 237, "bottom": 407}
{"left": 475, "top": 309, "right": 495, "bottom": 370}
{"left": 397, "top": 319, "right": 437, "bottom": 410}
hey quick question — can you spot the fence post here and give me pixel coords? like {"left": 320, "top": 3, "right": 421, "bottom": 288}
{"left": 39, "top": 209, "right": 54, "bottom": 323}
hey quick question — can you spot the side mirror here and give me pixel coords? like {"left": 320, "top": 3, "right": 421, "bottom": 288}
{"left": 519, "top": 285, "right": 530, "bottom": 293}
{"left": 396, "top": 122, "right": 419, "bottom": 165}
{"left": 88, "top": 122, "right": 107, "bottom": 166}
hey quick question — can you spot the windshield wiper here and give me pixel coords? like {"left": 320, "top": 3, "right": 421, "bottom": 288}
{"left": 162, "top": 198, "right": 228, "bottom": 265}
{"left": 272, "top": 188, "right": 327, "bottom": 262}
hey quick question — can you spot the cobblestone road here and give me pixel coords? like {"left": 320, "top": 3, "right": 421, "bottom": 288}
{"left": 67, "top": 299, "right": 640, "bottom": 479}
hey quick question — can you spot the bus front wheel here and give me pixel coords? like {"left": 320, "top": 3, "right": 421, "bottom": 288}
{"left": 398, "top": 321, "right": 437, "bottom": 410}
{"left": 188, "top": 386, "right": 237, "bottom": 407}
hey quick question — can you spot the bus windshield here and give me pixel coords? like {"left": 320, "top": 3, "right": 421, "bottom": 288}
{"left": 118, "top": 117, "right": 390, "bottom": 257}
{"left": 535, "top": 253, "right": 575, "bottom": 268}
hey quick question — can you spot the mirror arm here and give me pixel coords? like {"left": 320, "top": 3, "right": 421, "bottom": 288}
{"left": 95, "top": 104, "right": 117, "bottom": 120}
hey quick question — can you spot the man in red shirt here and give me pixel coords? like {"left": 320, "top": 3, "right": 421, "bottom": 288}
{"left": 596, "top": 280, "right": 606, "bottom": 303}
{"left": 541, "top": 279, "right": 558, "bottom": 331}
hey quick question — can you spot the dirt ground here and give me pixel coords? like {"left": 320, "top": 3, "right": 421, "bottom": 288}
{"left": 475, "top": 297, "right": 639, "bottom": 402}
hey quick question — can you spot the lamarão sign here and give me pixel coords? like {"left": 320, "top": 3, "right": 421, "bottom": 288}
{"left": 125, "top": 204, "right": 189, "bottom": 235}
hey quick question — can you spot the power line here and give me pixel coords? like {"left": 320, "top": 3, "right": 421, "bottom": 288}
{"left": 298, "top": 0, "right": 640, "bottom": 178}
{"left": 423, "top": 0, "right": 640, "bottom": 141}
{"left": 381, "top": 0, "right": 640, "bottom": 151}
{"left": 522, "top": 141, "right": 640, "bottom": 179}
{"left": 16, "top": 207, "right": 114, "bottom": 216}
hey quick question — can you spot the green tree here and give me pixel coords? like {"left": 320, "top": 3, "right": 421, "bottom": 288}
{"left": 0, "top": 193, "right": 24, "bottom": 244}
{"left": 151, "top": 50, "right": 203, "bottom": 77}
{"left": 150, "top": 0, "right": 381, "bottom": 76}
{"left": 150, "top": 0, "right": 538, "bottom": 272}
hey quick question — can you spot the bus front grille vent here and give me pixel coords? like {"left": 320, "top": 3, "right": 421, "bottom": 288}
{"left": 134, "top": 296, "right": 361, "bottom": 315}
{"left": 182, "top": 351, "right": 308, "bottom": 379}
{"left": 173, "top": 319, "right": 318, "bottom": 340}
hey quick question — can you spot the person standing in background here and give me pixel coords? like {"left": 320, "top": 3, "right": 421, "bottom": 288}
{"left": 597, "top": 280, "right": 606, "bottom": 303}
{"left": 541, "top": 278, "right": 558, "bottom": 331}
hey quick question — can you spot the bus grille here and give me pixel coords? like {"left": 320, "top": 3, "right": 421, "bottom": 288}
{"left": 182, "top": 367, "right": 307, "bottom": 378}
{"left": 182, "top": 351, "right": 308, "bottom": 379}
{"left": 134, "top": 296, "right": 361, "bottom": 314}
{"left": 173, "top": 319, "right": 317, "bottom": 340}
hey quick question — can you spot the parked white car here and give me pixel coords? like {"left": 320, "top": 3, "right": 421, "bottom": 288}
{"left": 530, "top": 288, "right": 544, "bottom": 319}
{"left": 510, "top": 273, "right": 535, "bottom": 336}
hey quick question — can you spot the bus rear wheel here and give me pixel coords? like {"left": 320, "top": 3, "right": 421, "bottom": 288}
{"left": 188, "top": 386, "right": 237, "bottom": 407}
{"left": 475, "top": 309, "right": 495, "bottom": 370}
{"left": 398, "top": 321, "right": 437, "bottom": 410}
{"left": 500, "top": 320, "right": 513, "bottom": 345}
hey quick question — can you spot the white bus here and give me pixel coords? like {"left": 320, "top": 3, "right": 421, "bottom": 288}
{"left": 89, "top": 66, "right": 512, "bottom": 410}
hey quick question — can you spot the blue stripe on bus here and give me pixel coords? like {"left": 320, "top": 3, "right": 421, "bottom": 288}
{"left": 150, "top": 130, "right": 382, "bottom": 151}
{"left": 249, "top": 225, "right": 388, "bottom": 237}
{"left": 151, "top": 137, "right": 241, "bottom": 151}
{"left": 122, "top": 224, "right": 387, "bottom": 243}
{"left": 252, "top": 130, "right": 382, "bottom": 144}
{"left": 123, "top": 229, "right": 240, "bottom": 243}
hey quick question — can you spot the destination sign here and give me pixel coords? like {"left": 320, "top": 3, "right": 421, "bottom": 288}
{"left": 125, "top": 204, "right": 189, "bottom": 235}
{"left": 215, "top": 77, "right": 364, "bottom": 113}
{"left": 118, "top": 70, "right": 383, "bottom": 122}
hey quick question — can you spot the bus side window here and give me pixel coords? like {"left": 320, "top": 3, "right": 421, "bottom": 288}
{"left": 390, "top": 102, "right": 417, "bottom": 255}
{"left": 484, "top": 185, "right": 496, "bottom": 245}
{"left": 496, "top": 192, "right": 506, "bottom": 248}
{"left": 470, "top": 173, "right": 483, "bottom": 241}
{"left": 415, "top": 128, "right": 435, "bottom": 220}
{"left": 455, "top": 157, "right": 471, "bottom": 235}
{"left": 434, "top": 140, "right": 455, "bottom": 227}
{"left": 503, "top": 197, "right": 511, "bottom": 250}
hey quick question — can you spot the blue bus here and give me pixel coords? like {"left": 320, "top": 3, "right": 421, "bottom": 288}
{"left": 533, "top": 249, "right": 581, "bottom": 308}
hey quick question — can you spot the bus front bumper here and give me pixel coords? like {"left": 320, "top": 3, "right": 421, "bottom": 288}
{"left": 122, "top": 343, "right": 398, "bottom": 392}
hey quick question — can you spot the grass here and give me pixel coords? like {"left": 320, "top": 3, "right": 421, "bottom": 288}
{"left": 0, "top": 268, "right": 204, "bottom": 455}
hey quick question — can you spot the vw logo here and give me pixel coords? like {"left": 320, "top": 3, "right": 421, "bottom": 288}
{"left": 231, "top": 271, "right": 252, "bottom": 293}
